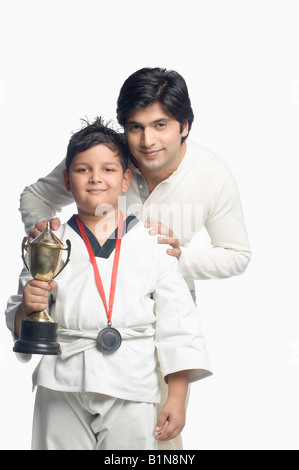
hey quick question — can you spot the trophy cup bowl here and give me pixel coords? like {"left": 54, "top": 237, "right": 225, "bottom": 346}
{"left": 13, "top": 223, "right": 71, "bottom": 355}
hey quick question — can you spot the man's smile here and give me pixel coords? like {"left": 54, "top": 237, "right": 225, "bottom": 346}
{"left": 140, "top": 149, "right": 163, "bottom": 158}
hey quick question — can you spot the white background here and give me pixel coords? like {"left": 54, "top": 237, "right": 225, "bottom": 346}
{"left": 1, "top": 0, "right": 299, "bottom": 450}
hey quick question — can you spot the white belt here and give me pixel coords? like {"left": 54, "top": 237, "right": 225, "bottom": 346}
{"left": 57, "top": 326, "right": 155, "bottom": 360}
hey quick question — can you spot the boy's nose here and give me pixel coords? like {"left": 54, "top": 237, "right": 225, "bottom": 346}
{"left": 89, "top": 172, "right": 102, "bottom": 183}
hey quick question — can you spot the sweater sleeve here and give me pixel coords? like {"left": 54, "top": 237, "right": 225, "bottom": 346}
{"left": 179, "top": 166, "right": 251, "bottom": 280}
{"left": 19, "top": 158, "right": 74, "bottom": 234}
{"left": 153, "top": 249, "right": 213, "bottom": 383}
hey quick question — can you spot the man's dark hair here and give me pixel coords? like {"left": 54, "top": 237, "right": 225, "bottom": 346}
{"left": 65, "top": 117, "right": 128, "bottom": 172}
{"left": 116, "top": 67, "right": 194, "bottom": 142}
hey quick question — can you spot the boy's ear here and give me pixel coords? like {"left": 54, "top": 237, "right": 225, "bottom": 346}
{"left": 122, "top": 169, "right": 132, "bottom": 194}
{"left": 62, "top": 169, "right": 71, "bottom": 192}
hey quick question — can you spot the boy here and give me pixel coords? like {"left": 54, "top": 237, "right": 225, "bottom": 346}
{"left": 6, "top": 117, "right": 212, "bottom": 450}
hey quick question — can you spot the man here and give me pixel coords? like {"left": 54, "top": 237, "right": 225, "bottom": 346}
{"left": 19, "top": 67, "right": 251, "bottom": 449}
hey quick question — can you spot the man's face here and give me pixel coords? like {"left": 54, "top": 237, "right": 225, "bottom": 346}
{"left": 125, "top": 102, "right": 188, "bottom": 176}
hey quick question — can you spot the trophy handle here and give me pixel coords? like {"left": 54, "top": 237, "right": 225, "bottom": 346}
{"left": 21, "top": 237, "right": 29, "bottom": 271}
{"left": 52, "top": 239, "right": 71, "bottom": 279}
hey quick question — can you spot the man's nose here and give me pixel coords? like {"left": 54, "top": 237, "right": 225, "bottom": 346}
{"left": 142, "top": 127, "right": 156, "bottom": 148}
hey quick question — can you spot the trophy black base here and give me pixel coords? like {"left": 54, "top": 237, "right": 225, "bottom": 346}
{"left": 13, "top": 320, "right": 61, "bottom": 355}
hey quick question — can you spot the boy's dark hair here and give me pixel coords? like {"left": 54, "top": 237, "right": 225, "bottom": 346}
{"left": 116, "top": 67, "right": 194, "bottom": 142}
{"left": 65, "top": 117, "right": 128, "bottom": 172}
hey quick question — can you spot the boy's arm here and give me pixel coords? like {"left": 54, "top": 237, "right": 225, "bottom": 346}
{"left": 13, "top": 280, "right": 57, "bottom": 337}
{"left": 155, "top": 370, "right": 189, "bottom": 442}
{"left": 13, "top": 304, "right": 27, "bottom": 339}
{"left": 153, "top": 251, "right": 212, "bottom": 384}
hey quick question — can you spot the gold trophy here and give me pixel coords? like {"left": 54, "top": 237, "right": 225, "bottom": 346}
{"left": 13, "top": 223, "right": 71, "bottom": 355}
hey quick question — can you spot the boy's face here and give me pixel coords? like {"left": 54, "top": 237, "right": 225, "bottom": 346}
{"left": 125, "top": 102, "right": 189, "bottom": 176}
{"left": 63, "top": 144, "right": 131, "bottom": 217}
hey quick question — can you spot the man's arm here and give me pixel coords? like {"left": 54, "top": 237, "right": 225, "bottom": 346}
{"left": 19, "top": 158, "right": 73, "bottom": 234}
{"left": 150, "top": 165, "right": 251, "bottom": 280}
{"left": 179, "top": 166, "right": 251, "bottom": 280}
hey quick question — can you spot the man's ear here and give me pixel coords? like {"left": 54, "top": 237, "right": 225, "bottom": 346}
{"left": 181, "top": 120, "right": 189, "bottom": 138}
{"left": 62, "top": 169, "right": 71, "bottom": 192}
{"left": 122, "top": 169, "right": 132, "bottom": 193}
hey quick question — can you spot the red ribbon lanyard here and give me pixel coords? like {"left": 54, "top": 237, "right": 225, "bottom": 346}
{"left": 76, "top": 212, "right": 124, "bottom": 324}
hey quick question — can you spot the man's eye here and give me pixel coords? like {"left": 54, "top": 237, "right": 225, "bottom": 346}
{"left": 127, "top": 124, "right": 141, "bottom": 132}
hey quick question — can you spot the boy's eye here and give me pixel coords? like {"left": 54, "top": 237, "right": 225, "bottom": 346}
{"left": 77, "top": 168, "right": 90, "bottom": 173}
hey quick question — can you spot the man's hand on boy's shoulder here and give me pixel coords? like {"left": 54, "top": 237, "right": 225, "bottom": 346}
{"left": 29, "top": 217, "right": 61, "bottom": 242}
{"left": 144, "top": 219, "right": 182, "bottom": 259}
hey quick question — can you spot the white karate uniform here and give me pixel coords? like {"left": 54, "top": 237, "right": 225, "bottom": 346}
{"left": 32, "top": 387, "right": 157, "bottom": 450}
{"left": 6, "top": 216, "right": 212, "bottom": 450}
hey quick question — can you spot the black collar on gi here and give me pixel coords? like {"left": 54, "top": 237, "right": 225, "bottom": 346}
{"left": 67, "top": 214, "right": 139, "bottom": 259}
